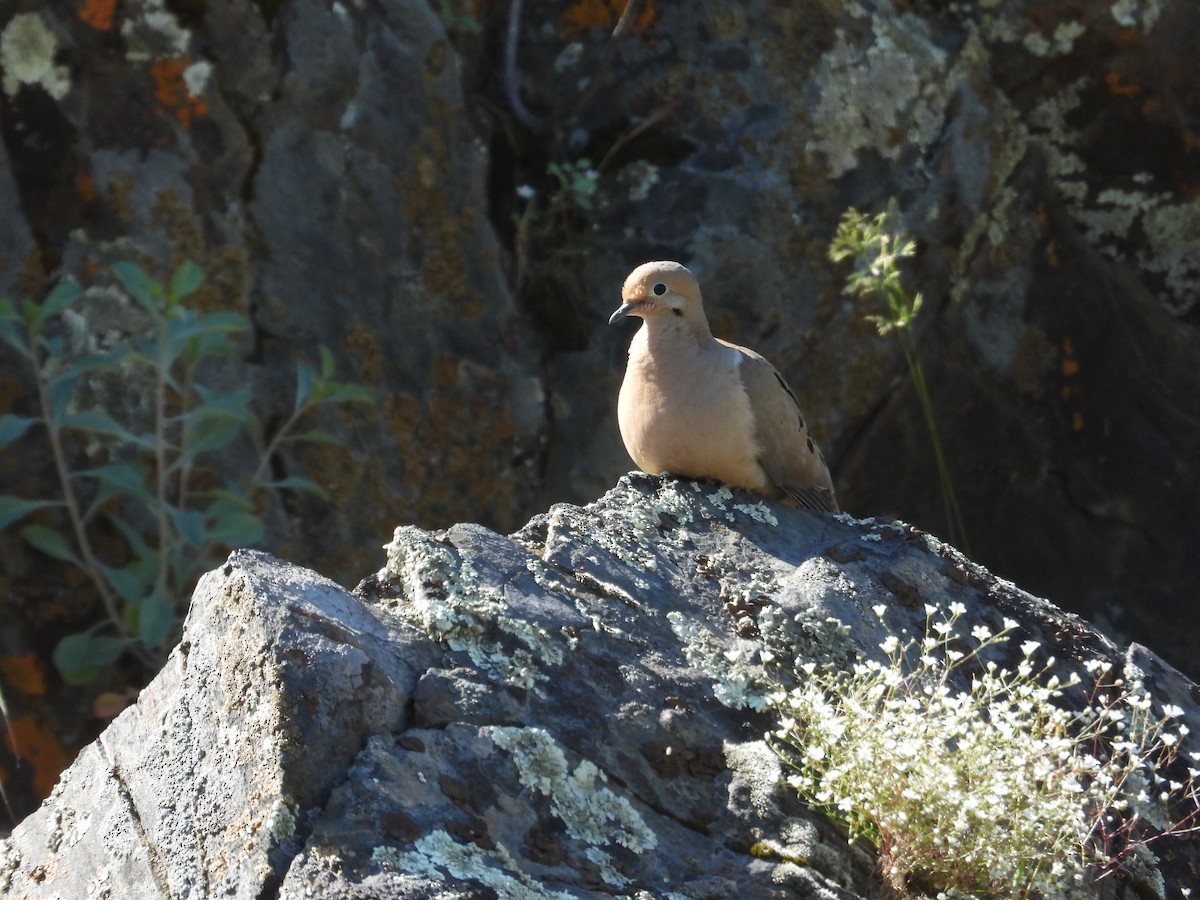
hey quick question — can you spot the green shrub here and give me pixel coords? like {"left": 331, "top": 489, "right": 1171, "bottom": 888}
{"left": 0, "top": 262, "right": 372, "bottom": 682}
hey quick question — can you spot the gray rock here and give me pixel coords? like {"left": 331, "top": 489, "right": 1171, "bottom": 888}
{"left": 4, "top": 476, "right": 1197, "bottom": 897}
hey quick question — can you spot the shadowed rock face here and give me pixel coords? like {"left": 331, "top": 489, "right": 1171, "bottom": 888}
{"left": 2, "top": 0, "right": 1200, "bottom": 827}
{"left": 3, "top": 476, "right": 1197, "bottom": 897}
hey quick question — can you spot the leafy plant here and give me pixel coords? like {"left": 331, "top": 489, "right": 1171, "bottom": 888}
{"left": 545, "top": 158, "right": 600, "bottom": 214}
{"left": 829, "top": 205, "right": 970, "bottom": 554}
{"left": 434, "top": 0, "right": 481, "bottom": 34}
{"left": 765, "top": 603, "right": 1200, "bottom": 897}
{"left": 0, "top": 262, "right": 372, "bottom": 683}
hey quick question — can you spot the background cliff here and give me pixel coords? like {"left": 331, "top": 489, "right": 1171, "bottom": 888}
{"left": 1, "top": 0, "right": 1198, "bottom": 823}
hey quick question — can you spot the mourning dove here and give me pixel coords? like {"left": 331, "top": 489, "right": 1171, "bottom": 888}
{"left": 609, "top": 261, "right": 839, "bottom": 513}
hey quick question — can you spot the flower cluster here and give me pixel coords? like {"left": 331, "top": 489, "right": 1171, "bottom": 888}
{"left": 765, "top": 602, "right": 1200, "bottom": 897}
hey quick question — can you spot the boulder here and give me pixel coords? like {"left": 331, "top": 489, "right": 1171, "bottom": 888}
{"left": 3, "top": 0, "right": 1200, "bottom": 823}
{"left": 3, "top": 476, "right": 1196, "bottom": 897}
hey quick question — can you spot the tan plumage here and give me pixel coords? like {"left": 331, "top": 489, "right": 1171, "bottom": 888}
{"left": 609, "top": 261, "right": 839, "bottom": 512}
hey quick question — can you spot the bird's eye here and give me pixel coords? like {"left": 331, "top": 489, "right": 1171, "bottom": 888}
{"left": 652, "top": 282, "right": 667, "bottom": 296}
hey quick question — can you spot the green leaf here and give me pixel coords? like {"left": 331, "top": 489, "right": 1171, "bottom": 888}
{"left": 0, "top": 414, "right": 39, "bottom": 447}
{"left": 314, "top": 382, "right": 374, "bottom": 406}
{"left": 277, "top": 429, "right": 340, "bottom": 445}
{"left": 263, "top": 476, "right": 328, "bottom": 499}
{"left": 0, "top": 297, "right": 18, "bottom": 323}
{"left": 137, "top": 593, "right": 176, "bottom": 649}
{"left": 53, "top": 633, "right": 129, "bottom": 684}
{"left": 81, "top": 463, "right": 154, "bottom": 517}
{"left": 61, "top": 410, "right": 150, "bottom": 448}
{"left": 166, "top": 504, "right": 206, "bottom": 549}
{"left": 177, "top": 418, "right": 243, "bottom": 467}
{"left": 0, "top": 496, "right": 59, "bottom": 531}
{"left": 19, "top": 523, "right": 82, "bottom": 565}
{"left": 187, "top": 384, "right": 252, "bottom": 417}
{"left": 319, "top": 344, "right": 336, "bottom": 379}
{"left": 45, "top": 369, "right": 81, "bottom": 426}
{"left": 294, "top": 361, "right": 315, "bottom": 412}
{"left": 100, "top": 563, "right": 152, "bottom": 606}
{"left": 41, "top": 282, "right": 83, "bottom": 320}
{"left": 203, "top": 509, "right": 265, "bottom": 547}
{"left": 168, "top": 261, "right": 204, "bottom": 304}
{"left": 112, "top": 262, "right": 164, "bottom": 314}
{"left": 203, "top": 487, "right": 255, "bottom": 510}
{"left": 20, "top": 298, "right": 40, "bottom": 327}
{"left": 0, "top": 318, "right": 30, "bottom": 358}
{"left": 167, "top": 312, "right": 247, "bottom": 370}
{"left": 106, "top": 512, "right": 153, "bottom": 558}
{"left": 38, "top": 334, "right": 65, "bottom": 358}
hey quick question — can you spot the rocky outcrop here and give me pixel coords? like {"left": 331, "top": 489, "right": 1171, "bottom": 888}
{"left": 2, "top": 0, "right": 1200, "bottom": 842}
{"left": 3, "top": 476, "right": 1197, "bottom": 897}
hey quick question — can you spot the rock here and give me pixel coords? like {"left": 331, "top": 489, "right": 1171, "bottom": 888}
{"left": 4, "top": 0, "right": 1200, "bottom": 861}
{"left": 3, "top": 476, "right": 1197, "bottom": 897}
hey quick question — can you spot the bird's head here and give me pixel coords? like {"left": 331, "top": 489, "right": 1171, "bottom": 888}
{"left": 609, "top": 261, "right": 708, "bottom": 330}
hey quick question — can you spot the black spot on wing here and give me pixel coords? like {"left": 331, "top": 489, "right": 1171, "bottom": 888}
{"left": 773, "top": 369, "right": 807, "bottom": 433}
{"left": 806, "top": 436, "right": 815, "bottom": 454}
{"left": 773, "top": 370, "right": 800, "bottom": 407}
{"left": 779, "top": 483, "right": 840, "bottom": 513}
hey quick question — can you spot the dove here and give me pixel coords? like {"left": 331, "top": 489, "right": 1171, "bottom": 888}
{"left": 609, "top": 261, "right": 839, "bottom": 512}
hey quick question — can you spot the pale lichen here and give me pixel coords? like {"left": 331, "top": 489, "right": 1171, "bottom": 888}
{"left": 0, "top": 13, "right": 70, "bottom": 100}
{"left": 488, "top": 726, "right": 658, "bottom": 856}
{"left": 375, "top": 830, "right": 576, "bottom": 900}
{"left": 1109, "top": 0, "right": 1163, "bottom": 30}
{"left": 382, "top": 526, "right": 563, "bottom": 691}
{"left": 266, "top": 797, "right": 296, "bottom": 842}
{"left": 667, "top": 612, "right": 772, "bottom": 710}
{"left": 120, "top": 0, "right": 191, "bottom": 62}
{"left": 1021, "top": 20, "right": 1086, "bottom": 58}
{"left": 724, "top": 740, "right": 785, "bottom": 817}
{"left": 805, "top": 16, "right": 948, "bottom": 178}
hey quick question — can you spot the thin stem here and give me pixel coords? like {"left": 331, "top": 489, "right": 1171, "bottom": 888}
{"left": 153, "top": 310, "right": 171, "bottom": 629}
{"left": 174, "top": 356, "right": 198, "bottom": 514}
{"left": 29, "top": 326, "right": 152, "bottom": 665}
{"left": 504, "top": 0, "right": 544, "bottom": 129}
{"left": 247, "top": 403, "right": 306, "bottom": 489}
{"left": 896, "top": 324, "right": 971, "bottom": 555}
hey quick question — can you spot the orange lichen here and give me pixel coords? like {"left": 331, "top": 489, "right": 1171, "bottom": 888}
{"left": 75, "top": 172, "right": 95, "bottom": 203}
{"left": 150, "top": 58, "right": 209, "bottom": 130}
{"left": 0, "top": 653, "right": 47, "bottom": 696}
{"left": 78, "top": 0, "right": 116, "bottom": 31}
{"left": 1059, "top": 337, "right": 1083, "bottom": 428}
{"left": 558, "top": 0, "right": 658, "bottom": 39}
{"left": 1104, "top": 72, "right": 1141, "bottom": 98}
{"left": 4, "top": 715, "right": 68, "bottom": 799}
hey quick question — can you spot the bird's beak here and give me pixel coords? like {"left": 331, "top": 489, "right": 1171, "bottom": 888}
{"left": 608, "top": 300, "right": 641, "bottom": 325}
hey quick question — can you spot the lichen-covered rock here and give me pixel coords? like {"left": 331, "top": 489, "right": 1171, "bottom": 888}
{"left": 3, "top": 0, "right": 1200, "bottom": 837}
{"left": 3, "top": 477, "right": 1197, "bottom": 897}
